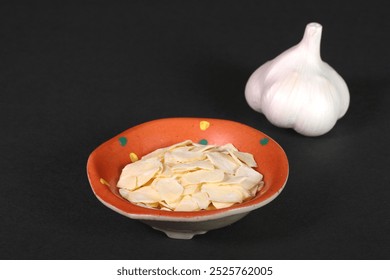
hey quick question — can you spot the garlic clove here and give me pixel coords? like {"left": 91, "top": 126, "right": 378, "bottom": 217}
{"left": 245, "top": 22, "right": 350, "bottom": 136}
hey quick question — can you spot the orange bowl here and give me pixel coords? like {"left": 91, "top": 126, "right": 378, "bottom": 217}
{"left": 87, "top": 118, "right": 289, "bottom": 239}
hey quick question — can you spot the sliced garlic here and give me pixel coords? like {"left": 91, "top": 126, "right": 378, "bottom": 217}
{"left": 117, "top": 158, "right": 161, "bottom": 190}
{"left": 117, "top": 140, "right": 263, "bottom": 211}
{"left": 191, "top": 192, "right": 210, "bottom": 210}
{"left": 121, "top": 186, "right": 160, "bottom": 204}
{"left": 142, "top": 147, "right": 168, "bottom": 160}
{"left": 212, "top": 201, "right": 236, "bottom": 209}
{"left": 164, "top": 149, "right": 205, "bottom": 164}
{"left": 232, "top": 151, "right": 257, "bottom": 167}
{"left": 206, "top": 152, "right": 238, "bottom": 174}
{"left": 180, "top": 169, "right": 225, "bottom": 185}
{"left": 170, "top": 160, "right": 214, "bottom": 172}
{"left": 201, "top": 184, "right": 244, "bottom": 203}
{"left": 154, "top": 178, "right": 183, "bottom": 203}
{"left": 235, "top": 165, "right": 263, "bottom": 190}
{"left": 175, "top": 195, "right": 200, "bottom": 211}
{"left": 182, "top": 184, "right": 200, "bottom": 195}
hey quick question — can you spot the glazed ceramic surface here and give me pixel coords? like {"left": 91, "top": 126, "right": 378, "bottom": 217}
{"left": 87, "top": 118, "right": 289, "bottom": 239}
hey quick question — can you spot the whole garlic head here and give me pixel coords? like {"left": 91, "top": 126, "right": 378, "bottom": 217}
{"left": 245, "top": 23, "right": 350, "bottom": 136}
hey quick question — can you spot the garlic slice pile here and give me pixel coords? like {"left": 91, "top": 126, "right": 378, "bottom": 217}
{"left": 117, "top": 140, "right": 264, "bottom": 211}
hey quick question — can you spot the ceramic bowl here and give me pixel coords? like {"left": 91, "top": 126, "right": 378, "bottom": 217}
{"left": 87, "top": 118, "right": 289, "bottom": 239}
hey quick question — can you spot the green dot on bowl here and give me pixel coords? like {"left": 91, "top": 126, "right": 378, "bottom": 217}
{"left": 119, "top": 137, "right": 127, "bottom": 146}
{"left": 260, "top": 137, "right": 269, "bottom": 146}
{"left": 199, "top": 139, "right": 208, "bottom": 145}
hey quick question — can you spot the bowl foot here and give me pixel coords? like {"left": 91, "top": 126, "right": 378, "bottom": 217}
{"left": 152, "top": 227, "right": 207, "bottom": 239}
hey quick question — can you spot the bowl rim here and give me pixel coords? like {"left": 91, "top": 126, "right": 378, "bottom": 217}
{"left": 86, "top": 117, "right": 289, "bottom": 222}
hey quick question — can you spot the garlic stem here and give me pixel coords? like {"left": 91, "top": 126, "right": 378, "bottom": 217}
{"left": 300, "top": 22, "right": 322, "bottom": 62}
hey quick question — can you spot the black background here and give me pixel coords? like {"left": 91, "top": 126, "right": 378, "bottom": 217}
{"left": 1, "top": 0, "right": 389, "bottom": 259}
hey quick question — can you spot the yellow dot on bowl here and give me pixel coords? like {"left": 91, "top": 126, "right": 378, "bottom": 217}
{"left": 129, "top": 152, "right": 139, "bottom": 162}
{"left": 199, "top": 120, "right": 210, "bottom": 131}
{"left": 99, "top": 178, "right": 110, "bottom": 187}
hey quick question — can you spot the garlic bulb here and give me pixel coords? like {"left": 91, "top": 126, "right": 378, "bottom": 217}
{"left": 245, "top": 22, "right": 350, "bottom": 136}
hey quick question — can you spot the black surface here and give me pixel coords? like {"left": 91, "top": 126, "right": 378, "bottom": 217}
{"left": 1, "top": 0, "right": 389, "bottom": 259}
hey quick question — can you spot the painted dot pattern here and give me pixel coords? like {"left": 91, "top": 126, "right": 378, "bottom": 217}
{"left": 260, "top": 138, "right": 269, "bottom": 146}
{"left": 99, "top": 178, "right": 110, "bottom": 187}
{"left": 199, "top": 120, "right": 210, "bottom": 131}
{"left": 129, "top": 152, "right": 139, "bottom": 162}
{"left": 119, "top": 137, "right": 127, "bottom": 146}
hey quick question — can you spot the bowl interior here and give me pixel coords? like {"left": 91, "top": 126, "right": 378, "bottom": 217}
{"left": 87, "top": 118, "right": 289, "bottom": 218}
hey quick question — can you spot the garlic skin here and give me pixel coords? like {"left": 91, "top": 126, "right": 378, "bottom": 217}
{"left": 245, "top": 22, "right": 350, "bottom": 136}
